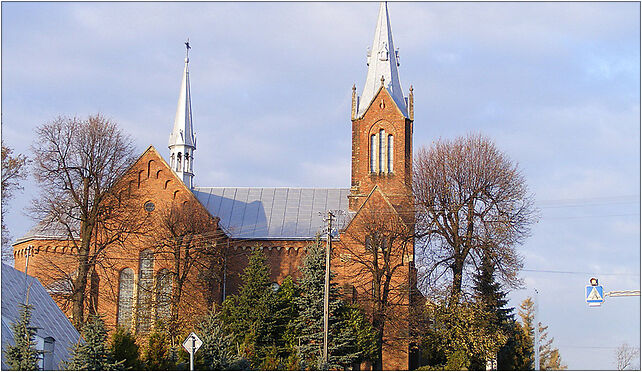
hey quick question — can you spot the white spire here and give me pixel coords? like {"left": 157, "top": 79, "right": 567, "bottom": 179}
{"left": 168, "top": 40, "right": 196, "bottom": 188}
{"left": 357, "top": 2, "right": 407, "bottom": 118}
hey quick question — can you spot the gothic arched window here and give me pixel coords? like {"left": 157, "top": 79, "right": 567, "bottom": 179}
{"left": 379, "top": 129, "right": 385, "bottom": 172}
{"left": 370, "top": 134, "right": 377, "bottom": 172}
{"left": 370, "top": 129, "right": 394, "bottom": 174}
{"left": 176, "top": 152, "right": 182, "bottom": 172}
{"left": 117, "top": 268, "right": 135, "bottom": 330}
{"left": 136, "top": 249, "right": 154, "bottom": 333}
{"left": 387, "top": 134, "right": 394, "bottom": 173}
{"left": 155, "top": 268, "right": 172, "bottom": 321}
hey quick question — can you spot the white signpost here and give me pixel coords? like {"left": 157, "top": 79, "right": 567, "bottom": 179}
{"left": 182, "top": 332, "right": 203, "bottom": 371}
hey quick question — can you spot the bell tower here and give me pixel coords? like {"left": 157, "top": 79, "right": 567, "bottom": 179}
{"left": 349, "top": 2, "right": 414, "bottom": 212}
{"left": 168, "top": 40, "right": 196, "bottom": 189}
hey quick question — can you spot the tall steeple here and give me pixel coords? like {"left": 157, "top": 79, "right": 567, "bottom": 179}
{"left": 356, "top": 2, "right": 407, "bottom": 118}
{"left": 349, "top": 2, "right": 413, "bottom": 212}
{"left": 168, "top": 39, "right": 196, "bottom": 189}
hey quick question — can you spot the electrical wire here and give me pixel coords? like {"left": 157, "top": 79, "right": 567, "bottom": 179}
{"left": 522, "top": 269, "right": 640, "bottom": 277}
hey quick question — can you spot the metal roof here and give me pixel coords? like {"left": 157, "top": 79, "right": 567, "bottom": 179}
{"left": 15, "top": 187, "right": 353, "bottom": 243}
{"left": 192, "top": 187, "right": 353, "bottom": 239}
{"left": 1, "top": 264, "right": 80, "bottom": 370}
{"left": 14, "top": 218, "right": 77, "bottom": 245}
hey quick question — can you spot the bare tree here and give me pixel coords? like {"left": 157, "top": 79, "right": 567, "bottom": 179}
{"left": 31, "top": 114, "right": 143, "bottom": 329}
{"left": 148, "top": 199, "right": 224, "bottom": 346}
{"left": 339, "top": 197, "right": 416, "bottom": 369}
{"left": 1, "top": 140, "right": 29, "bottom": 258}
{"left": 413, "top": 134, "right": 537, "bottom": 305}
{"left": 615, "top": 343, "right": 640, "bottom": 370}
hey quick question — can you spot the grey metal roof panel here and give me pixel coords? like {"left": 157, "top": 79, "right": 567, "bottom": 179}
{"left": 1, "top": 264, "right": 80, "bottom": 369}
{"left": 193, "top": 187, "right": 351, "bottom": 239}
{"left": 14, "top": 218, "right": 76, "bottom": 245}
{"left": 17, "top": 187, "right": 353, "bottom": 243}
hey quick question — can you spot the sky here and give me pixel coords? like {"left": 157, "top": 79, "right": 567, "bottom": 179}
{"left": 1, "top": 2, "right": 640, "bottom": 369}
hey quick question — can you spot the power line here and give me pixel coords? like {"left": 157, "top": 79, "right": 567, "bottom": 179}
{"left": 543, "top": 213, "right": 639, "bottom": 220}
{"left": 522, "top": 269, "right": 640, "bottom": 277}
{"left": 537, "top": 195, "right": 640, "bottom": 206}
{"left": 559, "top": 345, "right": 641, "bottom": 350}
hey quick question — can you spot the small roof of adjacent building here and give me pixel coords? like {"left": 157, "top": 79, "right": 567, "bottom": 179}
{"left": 1, "top": 264, "right": 80, "bottom": 370}
{"left": 192, "top": 187, "right": 353, "bottom": 240}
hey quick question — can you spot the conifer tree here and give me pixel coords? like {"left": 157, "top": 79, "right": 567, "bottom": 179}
{"left": 219, "top": 247, "right": 279, "bottom": 368}
{"left": 196, "top": 311, "right": 247, "bottom": 370}
{"left": 110, "top": 326, "right": 141, "bottom": 370}
{"left": 141, "top": 327, "right": 175, "bottom": 370}
{"left": 473, "top": 253, "right": 514, "bottom": 327}
{"left": 518, "top": 297, "right": 568, "bottom": 370}
{"left": 497, "top": 321, "right": 532, "bottom": 370}
{"left": 293, "top": 241, "right": 361, "bottom": 370}
{"left": 66, "top": 315, "right": 122, "bottom": 371}
{"left": 5, "top": 303, "right": 39, "bottom": 371}
{"left": 472, "top": 253, "right": 514, "bottom": 369}
{"left": 273, "top": 275, "right": 301, "bottom": 368}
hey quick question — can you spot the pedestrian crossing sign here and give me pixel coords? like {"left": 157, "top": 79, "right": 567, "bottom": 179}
{"left": 586, "top": 285, "right": 604, "bottom": 306}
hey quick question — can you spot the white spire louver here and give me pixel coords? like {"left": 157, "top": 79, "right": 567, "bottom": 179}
{"left": 357, "top": 2, "right": 408, "bottom": 118}
{"left": 168, "top": 41, "right": 196, "bottom": 189}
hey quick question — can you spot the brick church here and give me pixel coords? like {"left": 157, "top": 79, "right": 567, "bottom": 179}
{"left": 13, "top": 3, "right": 418, "bottom": 370}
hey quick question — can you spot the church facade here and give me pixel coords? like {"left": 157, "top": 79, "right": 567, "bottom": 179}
{"left": 13, "top": 3, "right": 418, "bottom": 370}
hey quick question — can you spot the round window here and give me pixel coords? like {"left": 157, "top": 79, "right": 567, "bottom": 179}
{"left": 144, "top": 201, "right": 155, "bottom": 212}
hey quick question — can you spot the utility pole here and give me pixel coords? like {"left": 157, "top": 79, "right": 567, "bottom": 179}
{"left": 323, "top": 211, "right": 335, "bottom": 368}
{"left": 24, "top": 245, "right": 32, "bottom": 305}
{"left": 534, "top": 288, "right": 540, "bottom": 371}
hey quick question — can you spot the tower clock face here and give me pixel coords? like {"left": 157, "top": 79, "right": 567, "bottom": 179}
{"left": 144, "top": 201, "right": 155, "bottom": 212}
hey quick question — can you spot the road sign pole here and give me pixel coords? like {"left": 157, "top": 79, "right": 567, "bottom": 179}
{"left": 190, "top": 337, "right": 195, "bottom": 371}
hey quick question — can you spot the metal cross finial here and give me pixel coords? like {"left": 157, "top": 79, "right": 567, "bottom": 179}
{"left": 185, "top": 38, "right": 191, "bottom": 60}
{"left": 380, "top": 75, "right": 385, "bottom": 86}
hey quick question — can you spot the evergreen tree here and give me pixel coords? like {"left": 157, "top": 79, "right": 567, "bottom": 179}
{"left": 497, "top": 321, "right": 532, "bottom": 370}
{"left": 219, "top": 247, "right": 279, "bottom": 368}
{"left": 518, "top": 297, "right": 568, "bottom": 370}
{"left": 195, "top": 311, "right": 247, "bottom": 370}
{"left": 343, "top": 304, "right": 379, "bottom": 366}
{"left": 273, "top": 275, "right": 301, "bottom": 369}
{"left": 110, "top": 326, "right": 140, "bottom": 370}
{"left": 293, "top": 240, "right": 361, "bottom": 370}
{"left": 5, "top": 303, "right": 39, "bottom": 371}
{"left": 141, "top": 327, "right": 175, "bottom": 370}
{"left": 472, "top": 253, "right": 514, "bottom": 369}
{"left": 66, "top": 315, "right": 122, "bottom": 371}
{"left": 473, "top": 253, "right": 514, "bottom": 327}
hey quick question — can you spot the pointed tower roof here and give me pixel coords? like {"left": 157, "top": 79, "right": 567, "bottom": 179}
{"left": 358, "top": 2, "right": 407, "bottom": 118}
{"left": 168, "top": 46, "right": 195, "bottom": 148}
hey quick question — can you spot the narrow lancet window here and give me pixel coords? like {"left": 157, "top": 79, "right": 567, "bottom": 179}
{"left": 155, "top": 269, "right": 172, "bottom": 321}
{"left": 388, "top": 134, "right": 394, "bottom": 173}
{"left": 379, "top": 129, "right": 385, "bottom": 172}
{"left": 136, "top": 250, "right": 154, "bottom": 333}
{"left": 117, "top": 268, "right": 134, "bottom": 330}
{"left": 370, "top": 134, "right": 377, "bottom": 172}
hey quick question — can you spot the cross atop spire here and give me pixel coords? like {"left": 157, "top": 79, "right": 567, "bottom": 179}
{"left": 357, "top": 2, "right": 407, "bottom": 118}
{"left": 185, "top": 38, "right": 191, "bottom": 62}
